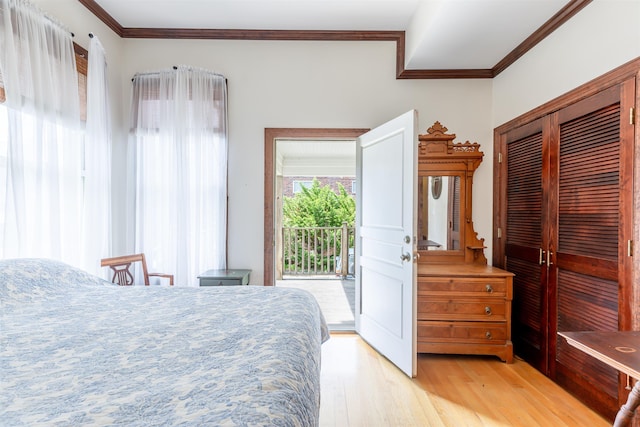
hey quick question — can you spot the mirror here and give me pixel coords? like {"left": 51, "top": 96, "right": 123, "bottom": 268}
{"left": 417, "top": 121, "right": 486, "bottom": 264}
{"left": 417, "top": 175, "right": 461, "bottom": 251}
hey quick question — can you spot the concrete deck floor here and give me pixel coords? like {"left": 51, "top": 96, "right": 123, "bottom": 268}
{"left": 276, "top": 276, "right": 355, "bottom": 331}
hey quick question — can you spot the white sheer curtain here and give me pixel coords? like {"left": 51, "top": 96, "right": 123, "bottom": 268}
{"left": 130, "top": 66, "right": 227, "bottom": 286}
{"left": 0, "top": 0, "right": 83, "bottom": 263}
{"left": 83, "top": 34, "right": 111, "bottom": 275}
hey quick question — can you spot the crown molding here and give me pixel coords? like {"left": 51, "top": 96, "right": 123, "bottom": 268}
{"left": 394, "top": 32, "right": 494, "bottom": 79}
{"left": 121, "top": 28, "right": 402, "bottom": 42}
{"left": 78, "top": 0, "right": 591, "bottom": 80}
{"left": 492, "top": 0, "right": 592, "bottom": 76}
{"left": 78, "top": 0, "right": 124, "bottom": 37}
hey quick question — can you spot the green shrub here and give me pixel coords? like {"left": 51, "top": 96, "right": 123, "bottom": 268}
{"left": 282, "top": 178, "right": 355, "bottom": 273}
{"left": 283, "top": 178, "right": 354, "bottom": 227}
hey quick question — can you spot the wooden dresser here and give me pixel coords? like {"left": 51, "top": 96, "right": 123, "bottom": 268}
{"left": 415, "top": 122, "right": 514, "bottom": 363}
{"left": 417, "top": 263, "right": 514, "bottom": 363}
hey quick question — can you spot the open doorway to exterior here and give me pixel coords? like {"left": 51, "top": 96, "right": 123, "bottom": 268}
{"left": 264, "top": 128, "right": 368, "bottom": 331}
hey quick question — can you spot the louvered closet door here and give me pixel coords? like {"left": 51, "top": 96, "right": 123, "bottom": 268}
{"left": 551, "top": 83, "right": 634, "bottom": 419}
{"left": 500, "top": 75, "right": 635, "bottom": 422}
{"left": 504, "top": 119, "right": 548, "bottom": 373}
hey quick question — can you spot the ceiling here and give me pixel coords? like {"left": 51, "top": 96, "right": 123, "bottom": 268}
{"left": 276, "top": 140, "right": 356, "bottom": 177}
{"left": 88, "top": 0, "right": 584, "bottom": 72}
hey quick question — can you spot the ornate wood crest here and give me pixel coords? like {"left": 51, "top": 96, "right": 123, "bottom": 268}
{"left": 418, "top": 121, "right": 483, "bottom": 172}
{"left": 417, "top": 121, "right": 486, "bottom": 264}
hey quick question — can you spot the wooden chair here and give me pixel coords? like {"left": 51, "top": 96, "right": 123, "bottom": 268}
{"left": 100, "top": 253, "right": 174, "bottom": 286}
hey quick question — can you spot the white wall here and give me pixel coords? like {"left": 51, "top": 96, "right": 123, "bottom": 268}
{"left": 31, "top": 0, "right": 639, "bottom": 283}
{"left": 493, "top": 0, "right": 640, "bottom": 126}
{"left": 29, "top": 1, "right": 494, "bottom": 282}
{"left": 116, "top": 38, "right": 493, "bottom": 281}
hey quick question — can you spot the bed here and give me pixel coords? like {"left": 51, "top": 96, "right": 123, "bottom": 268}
{"left": 0, "top": 258, "right": 329, "bottom": 426}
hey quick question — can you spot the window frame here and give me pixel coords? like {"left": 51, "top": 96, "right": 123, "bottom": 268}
{"left": 293, "top": 180, "right": 313, "bottom": 194}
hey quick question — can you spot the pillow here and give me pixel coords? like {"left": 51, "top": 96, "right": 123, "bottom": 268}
{"left": 0, "top": 258, "right": 113, "bottom": 305}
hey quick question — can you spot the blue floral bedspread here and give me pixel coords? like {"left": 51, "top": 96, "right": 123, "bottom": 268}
{"left": 0, "top": 259, "right": 329, "bottom": 426}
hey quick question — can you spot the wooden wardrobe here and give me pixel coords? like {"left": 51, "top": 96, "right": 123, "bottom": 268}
{"left": 493, "top": 60, "right": 638, "bottom": 421}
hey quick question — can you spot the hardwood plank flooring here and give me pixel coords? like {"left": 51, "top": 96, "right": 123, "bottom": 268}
{"left": 320, "top": 333, "right": 609, "bottom": 427}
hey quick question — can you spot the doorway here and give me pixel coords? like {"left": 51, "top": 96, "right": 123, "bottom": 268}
{"left": 264, "top": 128, "right": 368, "bottom": 331}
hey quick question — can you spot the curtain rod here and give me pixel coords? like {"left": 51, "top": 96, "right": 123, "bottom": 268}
{"left": 5, "top": 1, "right": 75, "bottom": 37}
{"left": 28, "top": 2, "right": 74, "bottom": 38}
{"left": 45, "top": 14, "right": 73, "bottom": 37}
{"left": 131, "top": 67, "right": 227, "bottom": 82}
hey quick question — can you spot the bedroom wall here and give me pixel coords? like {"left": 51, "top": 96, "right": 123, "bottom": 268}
{"left": 24, "top": 0, "right": 495, "bottom": 282}
{"left": 118, "top": 39, "right": 494, "bottom": 282}
{"left": 27, "top": 0, "right": 638, "bottom": 286}
{"left": 493, "top": 0, "right": 640, "bottom": 126}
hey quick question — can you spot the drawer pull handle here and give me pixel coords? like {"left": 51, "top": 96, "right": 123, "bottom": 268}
{"left": 485, "top": 306, "right": 492, "bottom": 315}
{"left": 485, "top": 331, "right": 492, "bottom": 340}
{"left": 486, "top": 284, "right": 493, "bottom": 293}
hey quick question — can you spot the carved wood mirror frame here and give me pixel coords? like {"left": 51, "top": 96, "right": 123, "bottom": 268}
{"left": 418, "top": 122, "right": 487, "bottom": 265}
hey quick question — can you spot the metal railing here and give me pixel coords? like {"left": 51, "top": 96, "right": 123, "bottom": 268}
{"left": 282, "top": 222, "right": 355, "bottom": 277}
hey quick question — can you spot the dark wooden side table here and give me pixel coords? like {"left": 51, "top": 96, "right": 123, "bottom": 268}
{"left": 198, "top": 269, "right": 251, "bottom": 286}
{"left": 559, "top": 331, "right": 640, "bottom": 427}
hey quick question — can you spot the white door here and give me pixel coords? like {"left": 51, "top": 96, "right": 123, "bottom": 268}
{"left": 355, "top": 110, "right": 418, "bottom": 377}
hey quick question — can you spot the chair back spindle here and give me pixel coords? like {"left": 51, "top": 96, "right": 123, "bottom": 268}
{"left": 100, "top": 253, "right": 173, "bottom": 286}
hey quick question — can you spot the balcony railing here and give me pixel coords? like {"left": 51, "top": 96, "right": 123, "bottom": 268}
{"left": 282, "top": 222, "right": 355, "bottom": 277}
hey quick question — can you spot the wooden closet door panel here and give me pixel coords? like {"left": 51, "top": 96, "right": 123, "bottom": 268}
{"left": 495, "top": 63, "right": 638, "bottom": 423}
{"left": 551, "top": 87, "right": 624, "bottom": 419}
{"left": 504, "top": 119, "right": 548, "bottom": 372}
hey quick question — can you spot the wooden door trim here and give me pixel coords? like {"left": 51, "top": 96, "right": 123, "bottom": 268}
{"left": 618, "top": 76, "right": 636, "bottom": 332}
{"left": 263, "top": 128, "right": 368, "bottom": 286}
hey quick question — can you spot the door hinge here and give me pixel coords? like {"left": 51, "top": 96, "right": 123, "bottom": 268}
{"left": 631, "top": 107, "right": 636, "bottom": 125}
{"left": 498, "top": 152, "right": 503, "bottom": 163}
{"left": 497, "top": 227, "right": 502, "bottom": 239}
{"left": 628, "top": 240, "right": 634, "bottom": 257}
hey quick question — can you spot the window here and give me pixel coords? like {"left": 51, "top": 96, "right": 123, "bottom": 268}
{"left": 129, "top": 67, "right": 228, "bottom": 286}
{"left": 293, "top": 180, "right": 313, "bottom": 193}
{"left": 0, "top": 107, "right": 6, "bottom": 235}
{"left": 0, "top": 46, "right": 87, "bottom": 249}
{"left": 0, "top": 1, "right": 88, "bottom": 264}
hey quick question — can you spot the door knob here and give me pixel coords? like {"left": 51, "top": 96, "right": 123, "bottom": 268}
{"left": 400, "top": 252, "right": 411, "bottom": 262}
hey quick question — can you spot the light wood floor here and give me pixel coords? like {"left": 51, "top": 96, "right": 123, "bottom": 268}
{"left": 320, "top": 333, "right": 610, "bottom": 427}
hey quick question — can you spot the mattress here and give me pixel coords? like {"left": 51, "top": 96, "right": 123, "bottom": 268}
{"left": 0, "top": 258, "right": 329, "bottom": 426}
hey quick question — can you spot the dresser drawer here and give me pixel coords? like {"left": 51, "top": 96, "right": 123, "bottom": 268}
{"left": 200, "top": 278, "right": 245, "bottom": 286}
{"left": 417, "top": 297, "right": 506, "bottom": 321}
{"left": 415, "top": 266, "right": 514, "bottom": 362}
{"left": 418, "top": 277, "right": 507, "bottom": 297}
{"left": 418, "top": 321, "right": 508, "bottom": 343}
